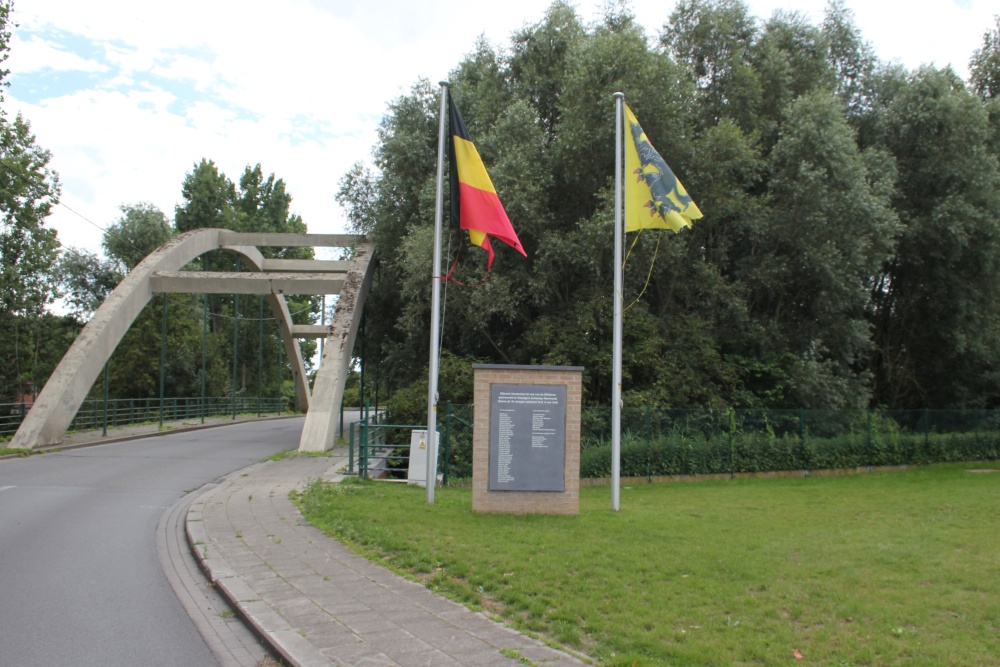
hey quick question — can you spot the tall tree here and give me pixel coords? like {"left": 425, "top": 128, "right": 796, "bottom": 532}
{"left": 56, "top": 247, "right": 119, "bottom": 318}
{"left": 662, "top": 0, "right": 762, "bottom": 132}
{"left": 0, "top": 1, "right": 64, "bottom": 401}
{"left": 174, "top": 159, "right": 236, "bottom": 233}
{"left": 822, "top": 0, "right": 877, "bottom": 119}
{"left": 871, "top": 67, "right": 1000, "bottom": 407}
{"left": 755, "top": 92, "right": 898, "bottom": 408}
{"left": 103, "top": 202, "right": 173, "bottom": 271}
{"left": 970, "top": 15, "right": 1000, "bottom": 100}
{"left": 0, "top": 113, "right": 60, "bottom": 319}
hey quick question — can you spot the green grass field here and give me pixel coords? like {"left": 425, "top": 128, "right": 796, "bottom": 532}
{"left": 296, "top": 463, "right": 1000, "bottom": 666}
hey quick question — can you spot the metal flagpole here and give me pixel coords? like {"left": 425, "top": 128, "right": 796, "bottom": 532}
{"left": 612, "top": 92, "right": 625, "bottom": 511}
{"left": 426, "top": 80, "right": 449, "bottom": 505}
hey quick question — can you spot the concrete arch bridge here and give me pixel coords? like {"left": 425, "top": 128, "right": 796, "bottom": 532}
{"left": 11, "top": 229, "right": 373, "bottom": 452}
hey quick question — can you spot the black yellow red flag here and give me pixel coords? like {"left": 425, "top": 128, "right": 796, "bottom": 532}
{"left": 448, "top": 94, "right": 526, "bottom": 269}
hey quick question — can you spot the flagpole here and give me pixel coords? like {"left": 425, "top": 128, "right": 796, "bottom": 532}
{"left": 612, "top": 92, "right": 624, "bottom": 512}
{"left": 426, "top": 80, "right": 449, "bottom": 505}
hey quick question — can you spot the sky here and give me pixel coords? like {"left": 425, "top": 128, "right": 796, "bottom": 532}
{"left": 5, "top": 0, "right": 997, "bottom": 261}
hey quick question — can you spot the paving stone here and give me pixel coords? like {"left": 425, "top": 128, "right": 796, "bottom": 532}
{"left": 189, "top": 452, "right": 589, "bottom": 666}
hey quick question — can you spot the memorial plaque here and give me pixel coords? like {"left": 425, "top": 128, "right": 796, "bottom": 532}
{"left": 489, "top": 384, "right": 566, "bottom": 491}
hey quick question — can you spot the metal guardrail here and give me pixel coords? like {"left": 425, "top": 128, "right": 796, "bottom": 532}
{"left": 348, "top": 405, "right": 462, "bottom": 484}
{"left": 0, "top": 397, "right": 288, "bottom": 439}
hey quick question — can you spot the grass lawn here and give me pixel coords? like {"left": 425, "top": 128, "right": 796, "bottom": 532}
{"left": 295, "top": 463, "right": 1000, "bottom": 666}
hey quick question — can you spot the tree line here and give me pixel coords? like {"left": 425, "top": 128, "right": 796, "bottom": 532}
{"left": 4, "top": 0, "right": 1000, "bottom": 415}
{"left": 336, "top": 0, "right": 1000, "bottom": 415}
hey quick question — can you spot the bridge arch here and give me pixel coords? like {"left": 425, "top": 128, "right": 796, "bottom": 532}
{"left": 11, "top": 229, "right": 373, "bottom": 452}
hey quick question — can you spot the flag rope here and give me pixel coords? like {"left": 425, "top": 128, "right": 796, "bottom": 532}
{"left": 437, "top": 237, "right": 492, "bottom": 287}
{"left": 618, "top": 230, "right": 664, "bottom": 313}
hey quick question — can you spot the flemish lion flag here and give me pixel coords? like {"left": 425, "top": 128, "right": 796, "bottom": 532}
{"left": 448, "top": 94, "right": 526, "bottom": 269}
{"left": 625, "top": 104, "right": 703, "bottom": 233}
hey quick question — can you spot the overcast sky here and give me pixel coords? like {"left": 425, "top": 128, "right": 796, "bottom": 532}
{"left": 5, "top": 0, "right": 997, "bottom": 260}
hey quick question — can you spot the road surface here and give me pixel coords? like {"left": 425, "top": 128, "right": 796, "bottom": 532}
{"left": 0, "top": 417, "right": 305, "bottom": 667}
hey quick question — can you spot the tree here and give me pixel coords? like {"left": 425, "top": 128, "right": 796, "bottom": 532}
{"left": 0, "top": 0, "right": 11, "bottom": 99}
{"left": 508, "top": 1, "right": 585, "bottom": 136}
{"left": 662, "top": 0, "right": 762, "bottom": 132}
{"left": 753, "top": 10, "right": 835, "bottom": 141}
{"left": 755, "top": 92, "right": 898, "bottom": 408}
{"left": 56, "top": 247, "right": 119, "bottom": 318}
{"left": 174, "top": 159, "right": 236, "bottom": 233}
{"left": 342, "top": 0, "right": 1000, "bottom": 412}
{"left": 871, "top": 67, "right": 1000, "bottom": 407}
{"left": 970, "top": 14, "right": 1000, "bottom": 100}
{"left": 172, "top": 160, "right": 318, "bottom": 402}
{"left": 822, "top": 0, "right": 877, "bottom": 118}
{"left": 0, "top": 113, "right": 61, "bottom": 319}
{"left": 0, "top": 1, "right": 64, "bottom": 402}
{"left": 103, "top": 202, "right": 173, "bottom": 271}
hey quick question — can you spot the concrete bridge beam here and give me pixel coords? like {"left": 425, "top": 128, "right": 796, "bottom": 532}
{"left": 12, "top": 230, "right": 372, "bottom": 450}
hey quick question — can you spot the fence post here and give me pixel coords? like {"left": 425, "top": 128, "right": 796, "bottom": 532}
{"left": 646, "top": 405, "right": 653, "bottom": 482}
{"left": 348, "top": 422, "right": 355, "bottom": 474}
{"left": 102, "top": 362, "right": 109, "bottom": 437}
{"left": 923, "top": 407, "right": 930, "bottom": 451}
{"left": 443, "top": 401, "right": 452, "bottom": 486}
{"left": 361, "top": 401, "right": 369, "bottom": 480}
{"left": 159, "top": 293, "right": 167, "bottom": 430}
{"left": 201, "top": 257, "right": 208, "bottom": 425}
{"left": 867, "top": 409, "right": 873, "bottom": 458}
{"left": 258, "top": 294, "right": 263, "bottom": 418}
{"left": 728, "top": 408, "right": 736, "bottom": 478}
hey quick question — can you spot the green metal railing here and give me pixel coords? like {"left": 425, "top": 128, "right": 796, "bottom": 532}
{"left": 358, "top": 405, "right": 1000, "bottom": 483}
{"left": 10, "top": 398, "right": 998, "bottom": 476}
{"left": 0, "top": 396, "right": 288, "bottom": 439}
{"left": 348, "top": 402, "right": 466, "bottom": 484}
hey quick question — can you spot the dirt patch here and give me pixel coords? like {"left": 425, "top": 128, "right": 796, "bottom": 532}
{"left": 966, "top": 468, "right": 999, "bottom": 473}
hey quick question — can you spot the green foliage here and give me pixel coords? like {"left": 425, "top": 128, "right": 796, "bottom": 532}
{"left": 55, "top": 247, "right": 120, "bottom": 317}
{"left": 870, "top": 67, "right": 1000, "bottom": 408}
{"left": 579, "top": 409, "right": 1000, "bottom": 478}
{"left": 103, "top": 202, "right": 173, "bottom": 271}
{"left": 0, "top": 30, "right": 62, "bottom": 400}
{"left": 352, "top": 0, "right": 1000, "bottom": 412}
{"left": 386, "top": 350, "right": 477, "bottom": 425}
{"left": 970, "top": 14, "right": 1000, "bottom": 99}
{"left": 0, "top": 113, "right": 60, "bottom": 319}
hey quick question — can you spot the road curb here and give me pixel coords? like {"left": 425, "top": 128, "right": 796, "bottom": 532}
{"left": 185, "top": 466, "right": 326, "bottom": 667}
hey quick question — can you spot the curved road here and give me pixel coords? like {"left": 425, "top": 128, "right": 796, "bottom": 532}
{"left": 0, "top": 417, "right": 306, "bottom": 667}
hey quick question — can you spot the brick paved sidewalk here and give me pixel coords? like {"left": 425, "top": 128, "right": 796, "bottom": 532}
{"left": 187, "top": 453, "right": 590, "bottom": 667}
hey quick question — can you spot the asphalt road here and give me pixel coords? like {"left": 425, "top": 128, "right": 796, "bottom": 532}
{"left": 0, "top": 417, "right": 305, "bottom": 667}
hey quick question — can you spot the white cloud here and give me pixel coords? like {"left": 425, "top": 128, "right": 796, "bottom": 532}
{"left": 8, "top": 34, "right": 107, "bottom": 74}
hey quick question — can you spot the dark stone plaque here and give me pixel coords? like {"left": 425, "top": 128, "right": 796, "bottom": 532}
{"left": 488, "top": 384, "right": 566, "bottom": 491}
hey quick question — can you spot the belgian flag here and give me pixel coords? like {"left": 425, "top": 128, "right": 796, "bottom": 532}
{"left": 448, "top": 94, "right": 526, "bottom": 269}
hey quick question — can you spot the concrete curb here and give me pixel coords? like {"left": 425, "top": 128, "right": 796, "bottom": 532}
{"left": 183, "top": 457, "right": 592, "bottom": 667}
{"left": 186, "top": 477, "right": 330, "bottom": 667}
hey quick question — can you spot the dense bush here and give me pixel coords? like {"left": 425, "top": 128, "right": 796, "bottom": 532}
{"left": 396, "top": 406, "right": 1000, "bottom": 482}
{"left": 579, "top": 430, "right": 1000, "bottom": 478}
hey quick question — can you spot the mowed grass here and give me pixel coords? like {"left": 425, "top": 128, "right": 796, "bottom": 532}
{"left": 295, "top": 463, "right": 1000, "bottom": 666}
